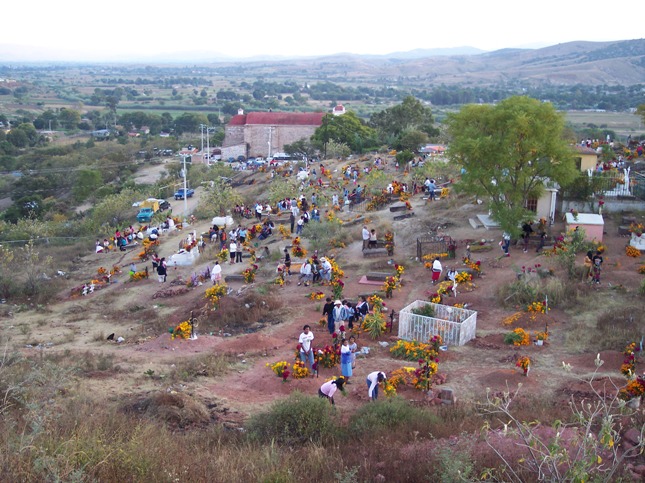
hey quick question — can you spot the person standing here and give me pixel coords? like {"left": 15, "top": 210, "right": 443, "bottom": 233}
{"left": 348, "top": 335, "right": 358, "bottom": 369}
{"left": 229, "top": 240, "right": 237, "bottom": 264}
{"left": 332, "top": 300, "right": 344, "bottom": 334}
{"left": 296, "top": 216, "right": 305, "bottom": 235}
{"left": 297, "top": 259, "right": 312, "bottom": 287}
{"left": 369, "top": 229, "right": 377, "bottom": 249}
{"left": 235, "top": 244, "right": 243, "bottom": 263}
{"left": 501, "top": 232, "right": 511, "bottom": 257}
{"left": 366, "top": 371, "right": 386, "bottom": 401}
{"left": 521, "top": 221, "right": 533, "bottom": 253}
{"left": 318, "top": 377, "right": 345, "bottom": 405}
{"left": 591, "top": 251, "right": 603, "bottom": 285}
{"left": 340, "top": 338, "right": 353, "bottom": 383}
{"left": 298, "top": 325, "right": 315, "bottom": 371}
{"left": 427, "top": 179, "right": 437, "bottom": 200}
{"left": 290, "top": 212, "right": 296, "bottom": 233}
{"left": 283, "top": 248, "right": 292, "bottom": 275}
{"left": 322, "top": 297, "right": 335, "bottom": 335}
{"left": 356, "top": 295, "right": 369, "bottom": 323}
{"left": 431, "top": 257, "right": 443, "bottom": 285}
{"left": 583, "top": 250, "right": 593, "bottom": 282}
{"left": 156, "top": 257, "right": 167, "bottom": 283}
{"left": 362, "top": 225, "right": 370, "bottom": 251}
{"left": 211, "top": 261, "right": 222, "bottom": 284}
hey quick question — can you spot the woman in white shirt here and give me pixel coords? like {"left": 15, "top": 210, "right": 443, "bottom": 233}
{"left": 366, "top": 371, "right": 386, "bottom": 401}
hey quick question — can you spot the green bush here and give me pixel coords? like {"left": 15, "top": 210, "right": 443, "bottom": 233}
{"left": 348, "top": 397, "right": 438, "bottom": 436}
{"left": 496, "top": 275, "right": 570, "bottom": 308}
{"left": 412, "top": 304, "right": 435, "bottom": 318}
{"left": 246, "top": 392, "right": 338, "bottom": 445}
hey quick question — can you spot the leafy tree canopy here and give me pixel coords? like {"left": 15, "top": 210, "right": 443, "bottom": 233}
{"left": 312, "top": 112, "right": 376, "bottom": 154}
{"left": 369, "top": 96, "right": 439, "bottom": 148}
{"left": 446, "top": 96, "right": 577, "bottom": 233}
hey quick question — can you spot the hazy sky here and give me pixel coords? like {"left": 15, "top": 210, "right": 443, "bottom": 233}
{"left": 2, "top": 0, "right": 642, "bottom": 61}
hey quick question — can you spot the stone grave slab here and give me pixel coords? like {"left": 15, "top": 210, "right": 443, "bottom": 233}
{"left": 389, "top": 203, "right": 408, "bottom": 212}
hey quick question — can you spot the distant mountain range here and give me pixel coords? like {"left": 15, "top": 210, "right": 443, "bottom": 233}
{"left": 1, "top": 39, "right": 643, "bottom": 86}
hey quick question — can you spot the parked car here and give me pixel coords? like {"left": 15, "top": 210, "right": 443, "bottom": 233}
{"left": 174, "top": 188, "right": 195, "bottom": 200}
{"left": 158, "top": 200, "right": 171, "bottom": 211}
{"left": 136, "top": 207, "right": 156, "bottom": 223}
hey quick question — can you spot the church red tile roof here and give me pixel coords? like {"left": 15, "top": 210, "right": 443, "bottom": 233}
{"left": 229, "top": 112, "right": 324, "bottom": 126}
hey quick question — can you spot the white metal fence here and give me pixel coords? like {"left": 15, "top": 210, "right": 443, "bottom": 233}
{"left": 398, "top": 300, "right": 477, "bottom": 346}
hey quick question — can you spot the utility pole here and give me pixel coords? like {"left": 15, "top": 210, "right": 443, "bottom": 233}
{"left": 182, "top": 154, "right": 188, "bottom": 219}
{"left": 199, "top": 124, "right": 206, "bottom": 163}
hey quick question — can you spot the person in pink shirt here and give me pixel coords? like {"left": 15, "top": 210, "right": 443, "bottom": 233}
{"left": 318, "top": 377, "right": 345, "bottom": 405}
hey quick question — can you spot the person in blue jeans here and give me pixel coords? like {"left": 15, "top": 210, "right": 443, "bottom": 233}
{"left": 501, "top": 232, "right": 511, "bottom": 257}
{"left": 298, "top": 325, "right": 314, "bottom": 370}
{"left": 366, "top": 371, "right": 386, "bottom": 401}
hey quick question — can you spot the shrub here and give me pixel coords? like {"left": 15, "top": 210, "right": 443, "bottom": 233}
{"left": 496, "top": 275, "right": 570, "bottom": 308}
{"left": 412, "top": 304, "right": 435, "bottom": 318}
{"left": 348, "top": 397, "right": 438, "bottom": 437}
{"left": 246, "top": 392, "right": 338, "bottom": 445}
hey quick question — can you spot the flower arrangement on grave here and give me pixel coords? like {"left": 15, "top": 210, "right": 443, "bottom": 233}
{"left": 405, "top": 200, "right": 412, "bottom": 210}
{"left": 139, "top": 238, "right": 160, "bottom": 261}
{"left": 330, "top": 279, "right": 344, "bottom": 299}
{"left": 618, "top": 376, "right": 645, "bottom": 401}
{"left": 291, "top": 237, "right": 307, "bottom": 258}
{"left": 278, "top": 224, "right": 290, "bottom": 239}
{"left": 97, "top": 267, "right": 107, "bottom": 276}
{"left": 291, "top": 360, "right": 310, "bottom": 379}
{"left": 130, "top": 270, "right": 148, "bottom": 281}
{"left": 621, "top": 342, "right": 640, "bottom": 376}
{"left": 504, "top": 328, "right": 531, "bottom": 346}
{"left": 502, "top": 312, "right": 523, "bottom": 326}
{"left": 362, "top": 309, "right": 387, "bottom": 339}
{"left": 454, "top": 271, "right": 472, "bottom": 284}
{"left": 394, "top": 264, "right": 405, "bottom": 280}
{"left": 436, "top": 281, "right": 454, "bottom": 296}
{"left": 527, "top": 301, "right": 548, "bottom": 314}
{"left": 382, "top": 378, "right": 398, "bottom": 397}
{"left": 384, "top": 232, "right": 394, "bottom": 255}
{"left": 516, "top": 356, "right": 531, "bottom": 375}
{"left": 329, "top": 238, "right": 346, "bottom": 249}
{"left": 171, "top": 320, "right": 191, "bottom": 340}
{"left": 453, "top": 303, "right": 466, "bottom": 308}
{"left": 382, "top": 276, "right": 398, "bottom": 298}
{"left": 570, "top": 209, "right": 579, "bottom": 221}
{"left": 368, "top": 294, "right": 384, "bottom": 312}
{"left": 110, "top": 264, "right": 121, "bottom": 275}
{"left": 423, "top": 253, "right": 449, "bottom": 263}
{"left": 534, "top": 331, "right": 549, "bottom": 342}
{"left": 316, "top": 345, "right": 340, "bottom": 368}
{"left": 242, "top": 264, "right": 258, "bottom": 284}
{"left": 267, "top": 361, "right": 290, "bottom": 381}
{"left": 204, "top": 283, "right": 227, "bottom": 308}
{"left": 274, "top": 276, "right": 285, "bottom": 286}
{"left": 463, "top": 257, "right": 482, "bottom": 273}
{"left": 429, "top": 292, "right": 442, "bottom": 304}
{"left": 440, "top": 187, "right": 450, "bottom": 199}
{"left": 390, "top": 339, "right": 440, "bottom": 363}
{"left": 217, "top": 248, "right": 229, "bottom": 262}
{"left": 399, "top": 192, "right": 410, "bottom": 202}
{"left": 629, "top": 223, "right": 645, "bottom": 236}
{"left": 308, "top": 291, "right": 325, "bottom": 301}
{"left": 626, "top": 245, "right": 641, "bottom": 258}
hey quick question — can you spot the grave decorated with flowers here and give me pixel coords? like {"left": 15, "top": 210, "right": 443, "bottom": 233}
{"left": 398, "top": 300, "right": 477, "bottom": 346}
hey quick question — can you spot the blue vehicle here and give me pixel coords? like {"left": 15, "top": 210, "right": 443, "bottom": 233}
{"left": 174, "top": 188, "right": 195, "bottom": 200}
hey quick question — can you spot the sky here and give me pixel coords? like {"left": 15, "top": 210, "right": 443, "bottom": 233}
{"left": 1, "top": 0, "right": 642, "bottom": 62}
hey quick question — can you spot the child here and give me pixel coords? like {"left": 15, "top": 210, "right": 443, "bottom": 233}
{"left": 340, "top": 338, "right": 352, "bottom": 383}
{"left": 348, "top": 335, "right": 358, "bottom": 369}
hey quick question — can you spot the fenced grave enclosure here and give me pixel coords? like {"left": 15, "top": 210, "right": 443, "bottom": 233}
{"left": 398, "top": 300, "right": 477, "bottom": 346}
{"left": 416, "top": 235, "right": 456, "bottom": 261}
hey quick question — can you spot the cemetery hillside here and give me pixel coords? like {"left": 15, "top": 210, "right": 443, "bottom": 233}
{"left": 2, "top": 52, "right": 645, "bottom": 481}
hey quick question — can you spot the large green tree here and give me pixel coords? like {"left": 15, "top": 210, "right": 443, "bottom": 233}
{"left": 312, "top": 112, "right": 376, "bottom": 154}
{"left": 637, "top": 104, "right": 645, "bottom": 126}
{"left": 369, "top": 96, "right": 439, "bottom": 149}
{"left": 446, "top": 96, "right": 577, "bottom": 233}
